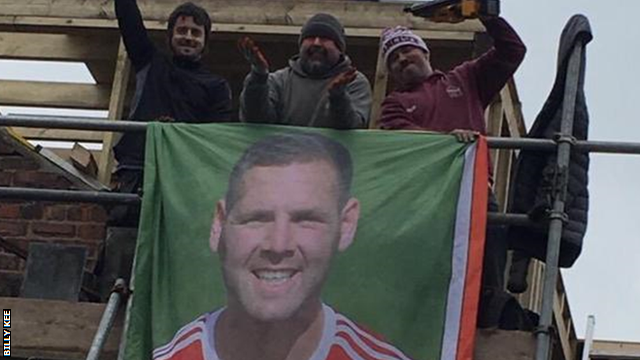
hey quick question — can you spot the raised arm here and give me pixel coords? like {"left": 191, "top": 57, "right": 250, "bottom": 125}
{"left": 327, "top": 70, "right": 372, "bottom": 129}
{"left": 238, "top": 37, "right": 279, "bottom": 123}
{"left": 115, "top": 0, "right": 156, "bottom": 71}
{"left": 467, "top": 17, "right": 527, "bottom": 107}
{"left": 239, "top": 72, "right": 280, "bottom": 123}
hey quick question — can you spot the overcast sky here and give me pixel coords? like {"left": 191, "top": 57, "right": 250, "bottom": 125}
{"left": 1, "top": 0, "right": 638, "bottom": 343}
{"left": 502, "top": 1, "right": 640, "bottom": 342}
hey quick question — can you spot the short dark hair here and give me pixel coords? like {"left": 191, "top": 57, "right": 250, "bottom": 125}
{"left": 225, "top": 133, "right": 354, "bottom": 212}
{"left": 167, "top": 2, "right": 212, "bottom": 43}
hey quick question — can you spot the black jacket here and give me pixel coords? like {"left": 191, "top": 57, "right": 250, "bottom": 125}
{"left": 114, "top": 0, "right": 232, "bottom": 169}
{"left": 507, "top": 15, "right": 592, "bottom": 268}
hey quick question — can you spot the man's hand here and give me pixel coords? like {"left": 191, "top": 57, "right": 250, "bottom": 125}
{"left": 327, "top": 67, "right": 357, "bottom": 97}
{"left": 155, "top": 115, "right": 175, "bottom": 123}
{"left": 238, "top": 36, "right": 269, "bottom": 75}
{"left": 450, "top": 129, "right": 479, "bottom": 143}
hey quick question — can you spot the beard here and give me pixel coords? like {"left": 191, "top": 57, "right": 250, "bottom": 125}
{"left": 300, "top": 46, "right": 335, "bottom": 76}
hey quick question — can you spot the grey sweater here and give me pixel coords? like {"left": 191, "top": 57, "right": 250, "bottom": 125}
{"left": 240, "top": 55, "right": 372, "bottom": 129}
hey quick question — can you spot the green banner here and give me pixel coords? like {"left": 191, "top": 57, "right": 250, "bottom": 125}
{"left": 124, "top": 123, "right": 486, "bottom": 360}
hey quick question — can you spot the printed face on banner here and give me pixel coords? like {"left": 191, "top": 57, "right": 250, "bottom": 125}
{"left": 210, "top": 161, "right": 359, "bottom": 322}
{"left": 128, "top": 127, "right": 485, "bottom": 360}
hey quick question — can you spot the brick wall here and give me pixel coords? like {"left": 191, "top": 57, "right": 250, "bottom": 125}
{"left": 0, "top": 140, "right": 108, "bottom": 297}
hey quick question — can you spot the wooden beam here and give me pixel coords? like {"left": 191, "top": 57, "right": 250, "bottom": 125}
{"left": 2, "top": 297, "right": 122, "bottom": 360}
{"left": 0, "top": 80, "right": 110, "bottom": 109}
{"left": 474, "top": 330, "right": 535, "bottom": 360}
{"left": 591, "top": 340, "right": 640, "bottom": 358}
{"left": 0, "top": 31, "right": 117, "bottom": 61}
{"left": 0, "top": 0, "right": 485, "bottom": 33}
{"left": 368, "top": 41, "right": 387, "bottom": 129}
{"left": 554, "top": 288, "right": 576, "bottom": 360}
{"left": 485, "top": 97, "right": 503, "bottom": 170}
{"left": 0, "top": 16, "right": 477, "bottom": 41}
{"left": 500, "top": 79, "right": 527, "bottom": 137}
{"left": 98, "top": 39, "right": 131, "bottom": 185}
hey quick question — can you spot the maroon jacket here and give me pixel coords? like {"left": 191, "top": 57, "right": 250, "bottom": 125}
{"left": 379, "top": 17, "right": 526, "bottom": 134}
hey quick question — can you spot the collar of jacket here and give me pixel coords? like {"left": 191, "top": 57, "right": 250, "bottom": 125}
{"left": 288, "top": 54, "right": 352, "bottom": 79}
{"left": 398, "top": 70, "right": 446, "bottom": 92}
{"left": 172, "top": 55, "right": 204, "bottom": 70}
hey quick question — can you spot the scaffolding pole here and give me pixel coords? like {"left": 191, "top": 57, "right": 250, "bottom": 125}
{"left": 86, "top": 278, "right": 129, "bottom": 360}
{"left": 0, "top": 186, "right": 536, "bottom": 226}
{"left": 535, "top": 43, "right": 583, "bottom": 360}
{"left": 3, "top": 114, "right": 640, "bottom": 154}
{"left": 0, "top": 187, "right": 140, "bottom": 204}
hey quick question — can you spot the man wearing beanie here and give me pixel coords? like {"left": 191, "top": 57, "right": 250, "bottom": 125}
{"left": 378, "top": 16, "right": 528, "bottom": 330}
{"left": 110, "top": 0, "right": 232, "bottom": 226}
{"left": 378, "top": 17, "right": 525, "bottom": 136}
{"left": 238, "top": 13, "right": 372, "bottom": 129}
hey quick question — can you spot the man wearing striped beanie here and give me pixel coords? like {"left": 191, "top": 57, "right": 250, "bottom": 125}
{"left": 378, "top": 16, "right": 528, "bottom": 330}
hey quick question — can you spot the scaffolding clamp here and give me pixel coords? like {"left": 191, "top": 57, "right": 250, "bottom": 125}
{"left": 111, "top": 278, "right": 131, "bottom": 299}
{"left": 553, "top": 133, "right": 578, "bottom": 146}
{"left": 547, "top": 209, "right": 569, "bottom": 224}
{"left": 533, "top": 324, "right": 556, "bottom": 337}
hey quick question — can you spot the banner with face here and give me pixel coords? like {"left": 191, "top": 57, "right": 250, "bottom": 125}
{"left": 124, "top": 123, "right": 488, "bottom": 360}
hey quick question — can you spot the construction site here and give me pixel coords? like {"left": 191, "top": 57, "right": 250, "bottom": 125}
{"left": 0, "top": 0, "right": 639, "bottom": 359}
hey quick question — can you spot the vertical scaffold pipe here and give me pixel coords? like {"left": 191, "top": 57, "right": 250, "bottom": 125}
{"left": 86, "top": 279, "right": 128, "bottom": 360}
{"left": 535, "top": 43, "right": 583, "bottom": 360}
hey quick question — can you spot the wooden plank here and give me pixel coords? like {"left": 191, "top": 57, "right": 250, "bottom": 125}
{"left": 2, "top": 296, "right": 122, "bottom": 360}
{"left": 485, "top": 97, "right": 504, "bottom": 137}
{"left": 475, "top": 329, "right": 535, "bottom": 360}
{"left": 0, "top": 31, "right": 117, "bottom": 61}
{"left": 484, "top": 98, "right": 511, "bottom": 207}
{"left": 591, "top": 340, "right": 640, "bottom": 358}
{"left": 553, "top": 286, "right": 577, "bottom": 360}
{"left": 485, "top": 97, "right": 503, "bottom": 176}
{"left": 98, "top": 39, "right": 131, "bottom": 185}
{"left": 500, "top": 79, "right": 527, "bottom": 137}
{"left": 0, "top": 16, "right": 477, "bottom": 41}
{"left": 0, "top": 80, "right": 110, "bottom": 109}
{"left": 368, "top": 40, "right": 387, "bottom": 129}
{"left": 0, "top": 0, "right": 485, "bottom": 32}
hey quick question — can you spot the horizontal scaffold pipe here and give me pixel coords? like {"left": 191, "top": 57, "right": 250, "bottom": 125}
{"left": 0, "top": 114, "right": 146, "bottom": 132}
{"left": 2, "top": 114, "right": 640, "bottom": 154}
{"left": 0, "top": 187, "right": 140, "bottom": 204}
{"left": 1, "top": 186, "right": 531, "bottom": 225}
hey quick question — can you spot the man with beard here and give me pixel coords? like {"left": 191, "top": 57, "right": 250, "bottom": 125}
{"left": 378, "top": 17, "right": 527, "bottom": 329}
{"left": 110, "top": 0, "right": 232, "bottom": 226}
{"left": 238, "top": 14, "right": 372, "bottom": 129}
{"left": 152, "top": 133, "right": 411, "bottom": 360}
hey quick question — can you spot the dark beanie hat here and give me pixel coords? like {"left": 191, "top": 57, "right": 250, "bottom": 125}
{"left": 299, "top": 13, "right": 346, "bottom": 52}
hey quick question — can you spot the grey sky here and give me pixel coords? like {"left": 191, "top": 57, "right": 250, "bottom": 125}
{"left": 1, "top": 0, "right": 638, "bottom": 343}
{"left": 503, "top": 1, "right": 640, "bottom": 342}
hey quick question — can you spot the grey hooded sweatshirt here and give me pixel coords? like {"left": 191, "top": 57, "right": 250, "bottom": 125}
{"left": 240, "top": 55, "right": 372, "bottom": 129}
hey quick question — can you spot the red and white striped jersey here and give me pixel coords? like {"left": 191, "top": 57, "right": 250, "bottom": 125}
{"left": 153, "top": 304, "right": 412, "bottom": 360}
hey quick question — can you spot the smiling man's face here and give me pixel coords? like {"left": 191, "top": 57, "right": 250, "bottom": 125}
{"left": 388, "top": 45, "right": 433, "bottom": 90}
{"left": 299, "top": 36, "right": 341, "bottom": 76}
{"left": 210, "top": 161, "right": 359, "bottom": 322}
{"left": 170, "top": 15, "right": 206, "bottom": 60}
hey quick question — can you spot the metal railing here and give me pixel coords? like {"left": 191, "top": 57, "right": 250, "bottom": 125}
{"left": 2, "top": 95, "right": 640, "bottom": 360}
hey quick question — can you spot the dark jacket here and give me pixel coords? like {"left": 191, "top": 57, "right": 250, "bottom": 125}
{"left": 114, "top": 0, "right": 232, "bottom": 170}
{"left": 507, "top": 15, "right": 592, "bottom": 268}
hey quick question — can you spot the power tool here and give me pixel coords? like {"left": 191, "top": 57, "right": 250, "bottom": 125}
{"left": 404, "top": 0, "right": 500, "bottom": 23}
